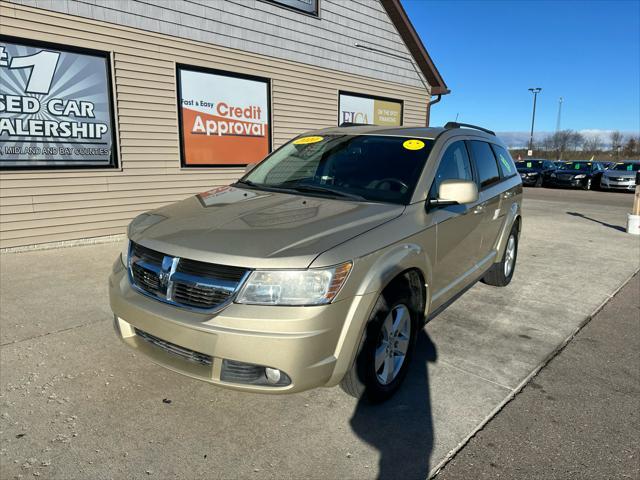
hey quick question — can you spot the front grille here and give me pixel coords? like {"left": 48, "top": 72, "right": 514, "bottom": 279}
{"left": 131, "top": 262, "right": 162, "bottom": 295}
{"left": 173, "top": 282, "right": 231, "bottom": 309}
{"left": 135, "top": 328, "right": 212, "bottom": 366}
{"left": 177, "top": 258, "right": 246, "bottom": 282}
{"left": 128, "top": 242, "right": 248, "bottom": 311}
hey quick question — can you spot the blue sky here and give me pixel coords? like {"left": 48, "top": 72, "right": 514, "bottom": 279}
{"left": 402, "top": 0, "right": 640, "bottom": 138}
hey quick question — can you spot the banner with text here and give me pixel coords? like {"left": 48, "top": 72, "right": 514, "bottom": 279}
{"left": 178, "top": 68, "right": 270, "bottom": 166}
{"left": 339, "top": 93, "right": 403, "bottom": 127}
{"left": 0, "top": 38, "right": 115, "bottom": 168}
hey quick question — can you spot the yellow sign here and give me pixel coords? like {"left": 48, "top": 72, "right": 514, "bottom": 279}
{"left": 403, "top": 139, "right": 425, "bottom": 151}
{"left": 293, "top": 136, "right": 324, "bottom": 145}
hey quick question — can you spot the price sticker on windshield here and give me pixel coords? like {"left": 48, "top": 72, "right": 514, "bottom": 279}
{"left": 526, "top": 162, "right": 532, "bottom": 168}
{"left": 293, "top": 136, "right": 324, "bottom": 145}
{"left": 403, "top": 139, "right": 425, "bottom": 150}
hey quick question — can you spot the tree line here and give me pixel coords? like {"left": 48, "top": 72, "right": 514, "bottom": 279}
{"left": 509, "top": 130, "right": 640, "bottom": 161}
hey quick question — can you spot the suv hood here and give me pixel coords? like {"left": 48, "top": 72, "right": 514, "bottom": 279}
{"left": 555, "top": 169, "right": 590, "bottom": 175}
{"left": 129, "top": 186, "right": 404, "bottom": 269}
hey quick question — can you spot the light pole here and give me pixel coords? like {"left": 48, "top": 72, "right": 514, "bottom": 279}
{"left": 528, "top": 87, "right": 542, "bottom": 156}
{"left": 555, "top": 96, "right": 563, "bottom": 133}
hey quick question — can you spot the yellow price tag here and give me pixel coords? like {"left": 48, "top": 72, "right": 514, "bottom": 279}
{"left": 293, "top": 136, "right": 324, "bottom": 145}
{"left": 403, "top": 139, "right": 425, "bottom": 151}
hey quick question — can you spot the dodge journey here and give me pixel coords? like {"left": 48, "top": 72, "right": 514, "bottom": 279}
{"left": 109, "top": 123, "right": 523, "bottom": 402}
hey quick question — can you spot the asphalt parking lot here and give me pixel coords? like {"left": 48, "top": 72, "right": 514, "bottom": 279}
{"left": 1, "top": 187, "right": 639, "bottom": 479}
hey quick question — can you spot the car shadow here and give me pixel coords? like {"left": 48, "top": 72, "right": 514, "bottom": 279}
{"left": 349, "top": 328, "right": 437, "bottom": 480}
{"left": 566, "top": 211, "right": 626, "bottom": 232}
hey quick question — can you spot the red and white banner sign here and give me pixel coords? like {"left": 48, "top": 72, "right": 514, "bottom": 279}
{"left": 178, "top": 68, "right": 270, "bottom": 166}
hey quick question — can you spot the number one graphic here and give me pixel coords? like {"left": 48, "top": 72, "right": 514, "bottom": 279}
{"left": 10, "top": 50, "right": 60, "bottom": 94}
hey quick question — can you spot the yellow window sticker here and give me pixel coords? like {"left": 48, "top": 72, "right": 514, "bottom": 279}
{"left": 403, "top": 139, "right": 425, "bottom": 150}
{"left": 293, "top": 136, "right": 324, "bottom": 145}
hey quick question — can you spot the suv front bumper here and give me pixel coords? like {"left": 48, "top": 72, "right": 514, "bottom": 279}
{"left": 109, "top": 259, "right": 377, "bottom": 394}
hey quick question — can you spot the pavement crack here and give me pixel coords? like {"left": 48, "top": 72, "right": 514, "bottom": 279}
{"left": 1, "top": 319, "right": 106, "bottom": 347}
{"left": 436, "top": 359, "right": 514, "bottom": 391}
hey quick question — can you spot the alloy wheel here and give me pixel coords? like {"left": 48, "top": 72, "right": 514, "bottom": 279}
{"left": 375, "top": 304, "right": 411, "bottom": 385}
{"left": 504, "top": 234, "right": 516, "bottom": 278}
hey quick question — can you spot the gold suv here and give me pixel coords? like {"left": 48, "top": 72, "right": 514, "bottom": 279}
{"left": 109, "top": 123, "right": 522, "bottom": 402}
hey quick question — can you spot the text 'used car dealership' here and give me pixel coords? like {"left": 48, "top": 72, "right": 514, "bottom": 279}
{"left": 0, "top": 0, "right": 448, "bottom": 249}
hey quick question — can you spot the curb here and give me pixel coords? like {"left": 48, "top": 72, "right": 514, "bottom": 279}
{"left": 428, "top": 267, "right": 640, "bottom": 479}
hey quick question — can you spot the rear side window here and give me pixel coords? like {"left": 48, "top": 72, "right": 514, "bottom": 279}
{"left": 429, "top": 141, "right": 473, "bottom": 197}
{"left": 468, "top": 141, "right": 500, "bottom": 188}
{"left": 491, "top": 144, "right": 517, "bottom": 178}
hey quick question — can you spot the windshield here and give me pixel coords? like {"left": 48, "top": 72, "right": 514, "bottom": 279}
{"left": 516, "top": 160, "right": 544, "bottom": 170}
{"left": 560, "top": 162, "right": 593, "bottom": 171}
{"left": 612, "top": 162, "right": 640, "bottom": 172}
{"left": 239, "top": 134, "right": 435, "bottom": 204}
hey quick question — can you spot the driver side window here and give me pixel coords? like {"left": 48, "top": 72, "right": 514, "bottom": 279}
{"left": 429, "top": 141, "right": 473, "bottom": 198}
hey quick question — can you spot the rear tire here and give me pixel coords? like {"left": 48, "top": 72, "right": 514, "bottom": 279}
{"left": 482, "top": 223, "right": 518, "bottom": 287}
{"left": 340, "top": 281, "right": 418, "bottom": 403}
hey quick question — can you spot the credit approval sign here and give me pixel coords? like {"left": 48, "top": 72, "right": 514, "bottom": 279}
{"left": 177, "top": 66, "right": 271, "bottom": 167}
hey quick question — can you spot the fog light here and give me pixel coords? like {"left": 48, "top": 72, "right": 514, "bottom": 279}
{"left": 265, "top": 367, "right": 281, "bottom": 385}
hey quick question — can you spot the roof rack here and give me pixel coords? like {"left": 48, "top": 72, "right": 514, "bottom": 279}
{"left": 444, "top": 122, "right": 495, "bottom": 136}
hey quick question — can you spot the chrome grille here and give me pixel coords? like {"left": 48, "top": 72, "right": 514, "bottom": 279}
{"left": 135, "top": 328, "right": 212, "bottom": 366}
{"left": 173, "top": 282, "right": 231, "bottom": 309}
{"left": 128, "top": 242, "right": 249, "bottom": 312}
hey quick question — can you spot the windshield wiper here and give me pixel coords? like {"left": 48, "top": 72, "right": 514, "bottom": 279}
{"left": 286, "top": 184, "right": 365, "bottom": 201}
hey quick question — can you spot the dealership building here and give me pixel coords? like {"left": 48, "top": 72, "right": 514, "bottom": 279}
{"left": 0, "top": 0, "right": 448, "bottom": 249}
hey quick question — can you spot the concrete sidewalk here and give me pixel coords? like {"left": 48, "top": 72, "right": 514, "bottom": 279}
{"left": 1, "top": 188, "right": 639, "bottom": 479}
{"left": 436, "top": 273, "right": 640, "bottom": 480}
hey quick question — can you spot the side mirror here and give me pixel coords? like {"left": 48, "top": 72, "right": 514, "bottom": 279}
{"left": 244, "top": 163, "right": 257, "bottom": 174}
{"left": 429, "top": 179, "right": 478, "bottom": 208}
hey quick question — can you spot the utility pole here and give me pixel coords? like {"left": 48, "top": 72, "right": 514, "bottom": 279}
{"left": 556, "top": 97, "right": 564, "bottom": 160}
{"left": 528, "top": 87, "right": 542, "bottom": 156}
{"left": 556, "top": 97, "right": 563, "bottom": 133}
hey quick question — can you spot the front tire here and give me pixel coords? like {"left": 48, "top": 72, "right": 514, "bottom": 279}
{"left": 483, "top": 223, "right": 518, "bottom": 287}
{"left": 341, "top": 282, "right": 418, "bottom": 403}
{"left": 583, "top": 178, "right": 592, "bottom": 190}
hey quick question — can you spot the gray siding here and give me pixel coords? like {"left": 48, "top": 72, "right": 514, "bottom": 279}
{"left": 10, "top": 0, "right": 429, "bottom": 89}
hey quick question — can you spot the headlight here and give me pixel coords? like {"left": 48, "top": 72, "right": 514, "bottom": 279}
{"left": 120, "top": 240, "right": 130, "bottom": 267}
{"left": 236, "top": 262, "right": 352, "bottom": 306}
{"left": 574, "top": 174, "right": 586, "bottom": 179}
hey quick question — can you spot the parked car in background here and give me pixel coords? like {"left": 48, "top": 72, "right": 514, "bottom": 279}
{"left": 515, "top": 159, "right": 557, "bottom": 187}
{"left": 547, "top": 161, "right": 606, "bottom": 190}
{"left": 109, "top": 123, "right": 523, "bottom": 402}
{"left": 600, "top": 161, "right": 640, "bottom": 192}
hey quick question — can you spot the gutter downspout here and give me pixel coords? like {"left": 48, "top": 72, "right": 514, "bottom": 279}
{"left": 426, "top": 94, "right": 442, "bottom": 127}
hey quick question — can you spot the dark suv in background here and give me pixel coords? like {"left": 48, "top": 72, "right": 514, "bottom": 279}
{"left": 515, "top": 159, "right": 557, "bottom": 187}
{"left": 547, "top": 161, "right": 606, "bottom": 190}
